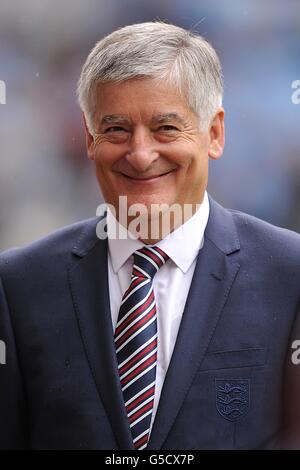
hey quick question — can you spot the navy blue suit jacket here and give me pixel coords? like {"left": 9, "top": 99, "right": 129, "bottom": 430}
{"left": 0, "top": 196, "right": 300, "bottom": 449}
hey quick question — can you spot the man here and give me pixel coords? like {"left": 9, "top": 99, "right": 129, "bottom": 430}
{"left": 0, "top": 21, "right": 300, "bottom": 450}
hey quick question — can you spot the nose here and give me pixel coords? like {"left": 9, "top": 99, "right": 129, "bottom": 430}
{"left": 125, "top": 126, "right": 159, "bottom": 172}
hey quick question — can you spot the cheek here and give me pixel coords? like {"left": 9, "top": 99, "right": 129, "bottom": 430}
{"left": 93, "top": 149, "right": 119, "bottom": 197}
{"left": 94, "top": 145, "right": 121, "bottom": 171}
{"left": 178, "top": 152, "right": 208, "bottom": 192}
{"left": 175, "top": 148, "right": 202, "bottom": 172}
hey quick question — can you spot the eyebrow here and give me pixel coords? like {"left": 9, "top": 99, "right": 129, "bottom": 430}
{"left": 100, "top": 113, "right": 187, "bottom": 126}
{"left": 150, "top": 113, "right": 187, "bottom": 126}
{"left": 100, "top": 115, "right": 130, "bottom": 125}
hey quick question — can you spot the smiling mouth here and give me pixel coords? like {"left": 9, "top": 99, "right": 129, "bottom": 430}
{"left": 120, "top": 170, "right": 175, "bottom": 181}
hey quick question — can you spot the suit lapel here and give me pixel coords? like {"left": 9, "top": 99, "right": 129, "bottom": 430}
{"left": 147, "top": 197, "right": 241, "bottom": 449}
{"left": 68, "top": 218, "right": 134, "bottom": 450}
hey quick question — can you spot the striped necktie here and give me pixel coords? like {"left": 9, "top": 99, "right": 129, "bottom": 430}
{"left": 114, "top": 245, "right": 169, "bottom": 450}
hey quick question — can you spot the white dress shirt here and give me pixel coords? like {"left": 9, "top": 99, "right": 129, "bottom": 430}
{"left": 107, "top": 191, "right": 210, "bottom": 433}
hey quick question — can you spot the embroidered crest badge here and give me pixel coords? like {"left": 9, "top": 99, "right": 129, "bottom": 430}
{"left": 215, "top": 379, "right": 250, "bottom": 422}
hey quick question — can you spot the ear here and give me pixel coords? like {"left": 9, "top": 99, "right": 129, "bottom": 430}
{"left": 82, "top": 112, "right": 95, "bottom": 161}
{"left": 208, "top": 108, "right": 225, "bottom": 160}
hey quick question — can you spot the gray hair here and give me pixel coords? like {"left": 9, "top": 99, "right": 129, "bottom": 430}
{"left": 77, "top": 21, "right": 223, "bottom": 132}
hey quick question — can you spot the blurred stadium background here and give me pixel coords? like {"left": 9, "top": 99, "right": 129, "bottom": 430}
{"left": 0, "top": 0, "right": 299, "bottom": 250}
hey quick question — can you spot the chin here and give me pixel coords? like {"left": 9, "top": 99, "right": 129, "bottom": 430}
{"left": 104, "top": 192, "right": 178, "bottom": 221}
{"left": 128, "top": 195, "right": 176, "bottom": 210}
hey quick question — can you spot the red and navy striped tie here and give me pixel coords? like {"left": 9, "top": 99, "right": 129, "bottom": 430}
{"left": 114, "top": 246, "right": 169, "bottom": 450}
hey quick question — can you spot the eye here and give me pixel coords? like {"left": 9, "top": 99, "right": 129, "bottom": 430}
{"left": 105, "top": 126, "right": 127, "bottom": 133}
{"left": 158, "top": 125, "right": 179, "bottom": 132}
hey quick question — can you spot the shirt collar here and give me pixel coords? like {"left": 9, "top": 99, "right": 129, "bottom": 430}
{"left": 107, "top": 191, "right": 210, "bottom": 274}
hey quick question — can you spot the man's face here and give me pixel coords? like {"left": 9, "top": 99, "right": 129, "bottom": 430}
{"left": 84, "top": 78, "right": 224, "bottom": 216}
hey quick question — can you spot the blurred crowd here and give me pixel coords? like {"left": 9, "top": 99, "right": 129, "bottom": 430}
{"left": 0, "top": 0, "right": 299, "bottom": 250}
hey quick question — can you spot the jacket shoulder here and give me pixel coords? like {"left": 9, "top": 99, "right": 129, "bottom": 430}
{"left": 0, "top": 217, "right": 99, "bottom": 278}
{"left": 228, "top": 207, "right": 300, "bottom": 262}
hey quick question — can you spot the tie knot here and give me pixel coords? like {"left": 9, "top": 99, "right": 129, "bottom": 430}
{"left": 132, "top": 246, "right": 169, "bottom": 279}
